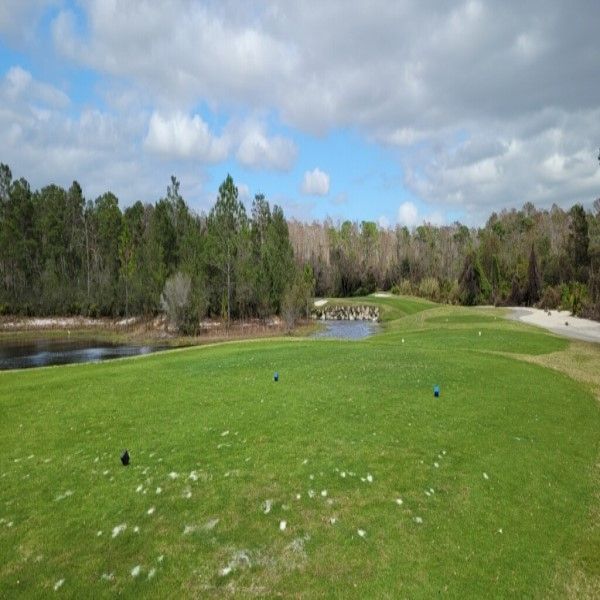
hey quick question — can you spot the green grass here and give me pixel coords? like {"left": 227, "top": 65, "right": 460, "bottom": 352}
{"left": 1, "top": 298, "right": 599, "bottom": 598}
{"left": 426, "top": 313, "right": 502, "bottom": 324}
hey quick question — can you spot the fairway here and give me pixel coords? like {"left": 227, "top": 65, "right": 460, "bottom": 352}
{"left": 1, "top": 298, "right": 599, "bottom": 598}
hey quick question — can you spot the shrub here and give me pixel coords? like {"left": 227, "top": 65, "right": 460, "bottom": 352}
{"left": 580, "top": 299, "right": 600, "bottom": 321}
{"left": 392, "top": 279, "right": 413, "bottom": 296}
{"left": 538, "top": 286, "right": 561, "bottom": 310}
{"left": 161, "top": 272, "right": 198, "bottom": 334}
{"left": 86, "top": 304, "right": 100, "bottom": 318}
{"left": 459, "top": 252, "right": 490, "bottom": 305}
{"left": 442, "top": 279, "right": 461, "bottom": 305}
{"left": 418, "top": 277, "right": 440, "bottom": 301}
{"left": 560, "top": 282, "right": 588, "bottom": 316}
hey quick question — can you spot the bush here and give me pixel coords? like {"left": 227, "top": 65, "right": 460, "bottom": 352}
{"left": 86, "top": 304, "right": 100, "bottom": 318}
{"left": 392, "top": 279, "right": 413, "bottom": 296}
{"left": 67, "top": 302, "right": 83, "bottom": 316}
{"left": 441, "top": 279, "right": 461, "bottom": 305}
{"left": 580, "top": 300, "right": 600, "bottom": 321}
{"left": 418, "top": 277, "right": 440, "bottom": 301}
{"left": 161, "top": 272, "right": 198, "bottom": 334}
{"left": 560, "top": 282, "right": 588, "bottom": 315}
{"left": 538, "top": 286, "right": 561, "bottom": 310}
{"left": 280, "top": 268, "right": 314, "bottom": 331}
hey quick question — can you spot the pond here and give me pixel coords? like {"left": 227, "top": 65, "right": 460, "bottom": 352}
{"left": 0, "top": 338, "right": 168, "bottom": 371}
{"left": 312, "top": 319, "right": 380, "bottom": 340}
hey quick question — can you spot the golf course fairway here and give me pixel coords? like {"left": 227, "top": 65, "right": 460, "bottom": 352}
{"left": 1, "top": 297, "right": 599, "bottom": 598}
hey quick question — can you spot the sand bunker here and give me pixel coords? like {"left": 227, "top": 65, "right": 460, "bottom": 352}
{"left": 510, "top": 308, "right": 600, "bottom": 343}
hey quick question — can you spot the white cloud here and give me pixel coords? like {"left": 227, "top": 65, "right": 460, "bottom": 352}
{"left": 378, "top": 215, "right": 390, "bottom": 229}
{"left": 301, "top": 168, "right": 330, "bottom": 196}
{"left": 1, "top": 2, "right": 599, "bottom": 221}
{"left": 426, "top": 210, "right": 445, "bottom": 226}
{"left": 43, "top": 0, "right": 600, "bottom": 217}
{"left": 396, "top": 201, "right": 445, "bottom": 228}
{"left": 144, "top": 112, "right": 229, "bottom": 162}
{"left": 3, "top": 66, "right": 69, "bottom": 108}
{"left": 397, "top": 201, "right": 419, "bottom": 227}
{"left": 235, "top": 123, "right": 297, "bottom": 171}
{"left": 0, "top": 68, "right": 212, "bottom": 212}
{"left": 0, "top": 0, "right": 58, "bottom": 43}
{"left": 51, "top": 2, "right": 296, "bottom": 110}
{"left": 144, "top": 113, "right": 296, "bottom": 170}
{"left": 405, "top": 109, "right": 600, "bottom": 221}
{"left": 236, "top": 183, "right": 250, "bottom": 201}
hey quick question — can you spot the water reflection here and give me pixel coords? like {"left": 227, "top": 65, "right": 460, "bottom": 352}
{"left": 0, "top": 338, "right": 166, "bottom": 370}
{"left": 312, "top": 320, "right": 380, "bottom": 340}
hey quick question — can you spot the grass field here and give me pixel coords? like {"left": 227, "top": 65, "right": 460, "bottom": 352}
{"left": 1, "top": 297, "right": 599, "bottom": 598}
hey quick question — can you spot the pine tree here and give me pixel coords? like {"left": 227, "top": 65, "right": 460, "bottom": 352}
{"left": 207, "top": 175, "right": 247, "bottom": 323}
{"left": 458, "top": 251, "right": 489, "bottom": 306}
{"left": 568, "top": 204, "right": 590, "bottom": 281}
{"left": 525, "top": 245, "right": 541, "bottom": 306}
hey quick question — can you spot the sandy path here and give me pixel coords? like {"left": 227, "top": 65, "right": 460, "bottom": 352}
{"left": 510, "top": 307, "right": 600, "bottom": 343}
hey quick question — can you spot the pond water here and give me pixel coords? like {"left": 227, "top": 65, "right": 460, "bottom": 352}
{"left": 312, "top": 319, "right": 380, "bottom": 340}
{"left": 0, "top": 338, "right": 167, "bottom": 370}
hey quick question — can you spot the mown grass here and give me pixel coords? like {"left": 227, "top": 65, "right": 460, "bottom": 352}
{"left": 0, "top": 298, "right": 598, "bottom": 598}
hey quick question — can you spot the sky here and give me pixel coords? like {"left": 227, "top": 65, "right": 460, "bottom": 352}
{"left": 1, "top": 0, "right": 599, "bottom": 227}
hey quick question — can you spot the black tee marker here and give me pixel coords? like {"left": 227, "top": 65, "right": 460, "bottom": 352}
{"left": 121, "top": 450, "right": 130, "bottom": 466}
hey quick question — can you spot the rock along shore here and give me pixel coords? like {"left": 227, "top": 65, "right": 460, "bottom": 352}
{"left": 311, "top": 305, "right": 379, "bottom": 322}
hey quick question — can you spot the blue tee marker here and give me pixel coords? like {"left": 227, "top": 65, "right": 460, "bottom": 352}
{"left": 274, "top": 372, "right": 279, "bottom": 382}
{"left": 433, "top": 385, "right": 440, "bottom": 398}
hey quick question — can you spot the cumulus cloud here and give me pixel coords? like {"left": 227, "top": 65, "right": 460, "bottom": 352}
{"left": 0, "top": 0, "right": 58, "bottom": 43}
{"left": 378, "top": 215, "right": 390, "bottom": 229}
{"left": 397, "top": 201, "right": 445, "bottom": 228}
{"left": 144, "top": 112, "right": 229, "bottom": 162}
{"left": 235, "top": 123, "right": 297, "bottom": 171}
{"left": 42, "top": 0, "right": 600, "bottom": 218}
{"left": 397, "top": 202, "right": 419, "bottom": 227}
{"left": 144, "top": 113, "right": 296, "bottom": 170}
{"left": 405, "top": 109, "right": 600, "bottom": 221}
{"left": 0, "top": 67, "right": 211, "bottom": 211}
{"left": 0, "top": 1, "right": 598, "bottom": 220}
{"left": 301, "top": 168, "right": 330, "bottom": 196}
{"left": 51, "top": 1, "right": 296, "bottom": 109}
{"left": 236, "top": 183, "right": 250, "bottom": 201}
{"left": 3, "top": 66, "right": 69, "bottom": 108}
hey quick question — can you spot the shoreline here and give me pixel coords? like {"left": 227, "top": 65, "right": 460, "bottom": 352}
{"left": 0, "top": 315, "right": 319, "bottom": 346}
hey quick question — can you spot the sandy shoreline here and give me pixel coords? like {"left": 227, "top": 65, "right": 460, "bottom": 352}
{"left": 0, "top": 316, "right": 140, "bottom": 330}
{"left": 509, "top": 307, "right": 600, "bottom": 343}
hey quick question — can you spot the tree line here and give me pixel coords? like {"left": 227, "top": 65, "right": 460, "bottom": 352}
{"left": 288, "top": 199, "right": 600, "bottom": 318}
{"left": 1, "top": 161, "right": 599, "bottom": 327}
{"left": 0, "top": 164, "right": 313, "bottom": 331}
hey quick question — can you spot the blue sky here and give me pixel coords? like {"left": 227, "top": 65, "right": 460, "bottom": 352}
{"left": 1, "top": 1, "right": 599, "bottom": 227}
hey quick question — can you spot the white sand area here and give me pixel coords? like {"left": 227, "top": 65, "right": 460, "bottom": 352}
{"left": 510, "top": 307, "right": 600, "bottom": 343}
